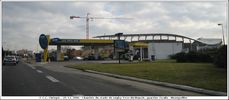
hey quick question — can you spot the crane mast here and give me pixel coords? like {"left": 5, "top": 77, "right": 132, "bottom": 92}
{"left": 86, "top": 13, "right": 90, "bottom": 39}
{"left": 70, "top": 13, "right": 132, "bottom": 39}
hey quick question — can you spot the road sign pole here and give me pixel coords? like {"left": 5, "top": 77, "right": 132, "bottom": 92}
{"left": 114, "top": 33, "right": 123, "bottom": 64}
{"left": 119, "top": 52, "right": 120, "bottom": 64}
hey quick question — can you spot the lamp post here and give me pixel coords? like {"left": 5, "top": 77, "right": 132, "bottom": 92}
{"left": 218, "top": 24, "right": 225, "bottom": 45}
{"left": 115, "top": 33, "right": 123, "bottom": 64}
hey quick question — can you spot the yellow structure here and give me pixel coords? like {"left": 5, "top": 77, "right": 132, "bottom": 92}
{"left": 129, "top": 42, "right": 148, "bottom": 48}
{"left": 43, "top": 35, "right": 50, "bottom": 62}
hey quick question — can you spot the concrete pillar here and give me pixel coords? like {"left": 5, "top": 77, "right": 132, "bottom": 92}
{"left": 131, "top": 36, "right": 133, "bottom": 42}
{"left": 57, "top": 45, "right": 61, "bottom": 61}
{"left": 140, "top": 47, "right": 143, "bottom": 61}
{"left": 124, "top": 36, "right": 127, "bottom": 40}
{"left": 142, "top": 47, "right": 144, "bottom": 59}
{"left": 94, "top": 46, "right": 99, "bottom": 60}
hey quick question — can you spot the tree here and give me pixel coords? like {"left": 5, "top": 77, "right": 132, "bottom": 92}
{"left": 214, "top": 45, "right": 227, "bottom": 68}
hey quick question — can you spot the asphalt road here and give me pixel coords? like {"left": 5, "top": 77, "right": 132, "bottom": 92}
{"left": 3, "top": 61, "right": 205, "bottom": 96}
{"left": 2, "top": 61, "right": 153, "bottom": 96}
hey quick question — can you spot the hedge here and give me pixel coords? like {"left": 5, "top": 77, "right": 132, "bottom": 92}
{"left": 214, "top": 45, "right": 227, "bottom": 68}
{"left": 171, "top": 51, "right": 212, "bottom": 63}
{"left": 170, "top": 45, "right": 227, "bottom": 68}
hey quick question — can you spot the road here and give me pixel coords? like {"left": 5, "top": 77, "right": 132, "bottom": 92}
{"left": 2, "top": 61, "right": 205, "bottom": 96}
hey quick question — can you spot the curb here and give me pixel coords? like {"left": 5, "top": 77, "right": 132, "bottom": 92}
{"left": 82, "top": 69, "right": 227, "bottom": 96}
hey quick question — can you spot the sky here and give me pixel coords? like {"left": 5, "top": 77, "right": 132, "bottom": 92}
{"left": 2, "top": 1, "right": 228, "bottom": 51}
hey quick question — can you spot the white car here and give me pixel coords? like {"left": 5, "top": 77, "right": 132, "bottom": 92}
{"left": 73, "top": 56, "right": 83, "bottom": 60}
{"left": 3, "top": 56, "right": 17, "bottom": 65}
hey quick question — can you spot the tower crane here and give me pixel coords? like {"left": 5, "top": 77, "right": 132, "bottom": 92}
{"left": 70, "top": 13, "right": 132, "bottom": 39}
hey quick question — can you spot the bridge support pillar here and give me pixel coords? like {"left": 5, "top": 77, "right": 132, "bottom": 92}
{"left": 57, "top": 45, "right": 62, "bottom": 61}
{"left": 131, "top": 36, "right": 133, "bottom": 42}
{"left": 140, "top": 47, "right": 143, "bottom": 61}
{"left": 189, "top": 40, "right": 192, "bottom": 51}
{"left": 94, "top": 46, "right": 99, "bottom": 60}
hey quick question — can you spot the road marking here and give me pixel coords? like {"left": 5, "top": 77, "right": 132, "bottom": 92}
{"left": 46, "top": 75, "right": 59, "bottom": 82}
{"left": 26, "top": 63, "right": 36, "bottom": 69}
{"left": 36, "top": 70, "right": 43, "bottom": 73}
{"left": 30, "top": 66, "right": 36, "bottom": 69}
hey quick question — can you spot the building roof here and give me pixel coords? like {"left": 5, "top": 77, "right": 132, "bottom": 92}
{"left": 196, "top": 38, "right": 222, "bottom": 45}
{"left": 94, "top": 33, "right": 222, "bottom": 46}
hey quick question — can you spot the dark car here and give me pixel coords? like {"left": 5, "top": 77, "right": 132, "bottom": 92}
{"left": 3, "top": 56, "right": 17, "bottom": 65}
{"left": 88, "top": 55, "right": 95, "bottom": 60}
{"left": 64, "top": 56, "right": 69, "bottom": 61}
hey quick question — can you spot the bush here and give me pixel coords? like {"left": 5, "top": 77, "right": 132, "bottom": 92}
{"left": 175, "top": 52, "right": 187, "bottom": 62}
{"left": 173, "top": 51, "right": 212, "bottom": 63}
{"left": 169, "top": 54, "right": 177, "bottom": 59}
{"left": 214, "top": 45, "right": 227, "bottom": 68}
{"left": 171, "top": 46, "right": 226, "bottom": 67}
{"left": 186, "top": 51, "right": 198, "bottom": 62}
{"left": 199, "top": 53, "right": 212, "bottom": 62}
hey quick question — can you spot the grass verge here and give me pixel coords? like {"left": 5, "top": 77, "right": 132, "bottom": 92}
{"left": 67, "top": 60, "right": 227, "bottom": 92}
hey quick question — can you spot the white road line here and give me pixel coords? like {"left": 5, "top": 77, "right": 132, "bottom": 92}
{"left": 46, "top": 75, "right": 59, "bottom": 82}
{"left": 30, "top": 66, "right": 36, "bottom": 69}
{"left": 27, "top": 64, "right": 36, "bottom": 69}
{"left": 36, "top": 70, "right": 43, "bottom": 73}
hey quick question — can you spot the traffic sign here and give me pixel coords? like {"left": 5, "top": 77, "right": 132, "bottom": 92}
{"left": 114, "top": 40, "right": 125, "bottom": 49}
{"left": 39, "top": 34, "right": 48, "bottom": 49}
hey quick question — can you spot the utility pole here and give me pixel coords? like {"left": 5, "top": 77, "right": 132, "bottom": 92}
{"left": 86, "top": 13, "right": 90, "bottom": 39}
{"left": 218, "top": 24, "right": 225, "bottom": 45}
{"left": 115, "top": 33, "right": 123, "bottom": 64}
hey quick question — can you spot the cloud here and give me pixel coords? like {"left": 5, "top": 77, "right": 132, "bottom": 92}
{"left": 2, "top": 1, "right": 227, "bottom": 51}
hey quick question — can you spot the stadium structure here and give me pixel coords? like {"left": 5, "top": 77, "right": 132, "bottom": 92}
{"left": 94, "top": 33, "right": 222, "bottom": 60}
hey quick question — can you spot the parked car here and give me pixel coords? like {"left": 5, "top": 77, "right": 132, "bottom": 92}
{"left": 88, "top": 55, "right": 95, "bottom": 60}
{"left": 64, "top": 56, "right": 69, "bottom": 61}
{"left": 15, "top": 56, "right": 20, "bottom": 64}
{"left": 3, "top": 56, "right": 17, "bottom": 65}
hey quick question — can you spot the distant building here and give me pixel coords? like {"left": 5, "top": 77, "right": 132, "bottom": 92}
{"left": 148, "top": 41, "right": 183, "bottom": 59}
{"left": 16, "top": 49, "right": 33, "bottom": 57}
{"left": 95, "top": 33, "right": 223, "bottom": 60}
{"left": 192, "top": 38, "right": 222, "bottom": 51}
{"left": 71, "top": 50, "right": 83, "bottom": 57}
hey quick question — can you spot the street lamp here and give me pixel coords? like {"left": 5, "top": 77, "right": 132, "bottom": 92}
{"left": 218, "top": 24, "right": 225, "bottom": 45}
{"left": 114, "top": 33, "right": 123, "bottom": 64}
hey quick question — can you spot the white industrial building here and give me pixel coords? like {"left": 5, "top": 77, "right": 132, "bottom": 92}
{"left": 148, "top": 42, "right": 183, "bottom": 59}
{"left": 95, "top": 33, "right": 223, "bottom": 60}
{"left": 193, "top": 38, "right": 222, "bottom": 51}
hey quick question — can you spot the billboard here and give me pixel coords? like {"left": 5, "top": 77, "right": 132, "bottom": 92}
{"left": 39, "top": 34, "right": 48, "bottom": 49}
{"left": 114, "top": 40, "right": 125, "bottom": 49}
{"left": 114, "top": 40, "right": 128, "bottom": 52}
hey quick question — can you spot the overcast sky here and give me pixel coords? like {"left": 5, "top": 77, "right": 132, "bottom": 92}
{"left": 2, "top": 1, "right": 227, "bottom": 51}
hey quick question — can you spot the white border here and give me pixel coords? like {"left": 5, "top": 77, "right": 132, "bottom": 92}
{"left": 0, "top": 0, "right": 228, "bottom": 2}
{"left": 0, "top": 0, "right": 228, "bottom": 100}
{"left": 0, "top": 0, "right": 2, "bottom": 98}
